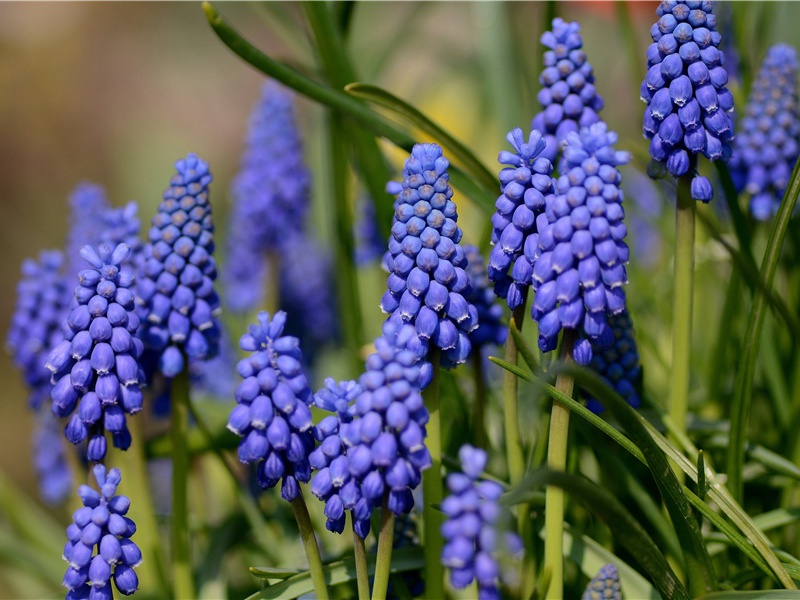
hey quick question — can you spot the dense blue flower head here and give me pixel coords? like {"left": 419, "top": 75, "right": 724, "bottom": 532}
{"left": 730, "top": 44, "right": 799, "bottom": 220}
{"left": 586, "top": 309, "right": 642, "bottom": 413}
{"left": 226, "top": 311, "right": 315, "bottom": 502}
{"left": 34, "top": 411, "right": 73, "bottom": 506}
{"left": 99, "top": 202, "right": 143, "bottom": 276}
{"left": 137, "top": 153, "right": 221, "bottom": 378}
{"left": 488, "top": 129, "right": 556, "bottom": 310}
{"left": 531, "top": 123, "right": 631, "bottom": 365}
{"left": 62, "top": 465, "right": 140, "bottom": 599}
{"left": 67, "top": 183, "right": 110, "bottom": 277}
{"left": 641, "top": 0, "right": 735, "bottom": 201}
{"left": 382, "top": 144, "right": 478, "bottom": 365}
{"left": 582, "top": 563, "right": 622, "bottom": 600}
{"left": 8, "top": 250, "right": 70, "bottom": 409}
{"left": 464, "top": 246, "right": 506, "bottom": 348}
{"left": 46, "top": 243, "right": 143, "bottom": 463}
{"left": 532, "top": 18, "right": 605, "bottom": 164}
{"left": 441, "top": 445, "right": 521, "bottom": 600}
{"left": 355, "top": 194, "right": 386, "bottom": 266}
{"left": 190, "top": 328, "right": 239, "bottom": 400}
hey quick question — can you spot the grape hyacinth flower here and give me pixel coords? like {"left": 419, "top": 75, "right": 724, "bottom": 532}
{"left": 586, "top": 309, "right": 642, "bottom": 414}
{"left": 137, "top": 153, "right": 221, "bottom": 378}
{"left": 100, "top": 201, "right": 144, "bottom": 276}
{"left": 62, "top": 465, "right": 140, "bottom": 599}
{"left": 226, "top": 311, "right": 315, "bottom": 502}
{"left": 531, "top": 123, "right": 631, "bottom": 365}
{"left": 441, "top": 445, "right": 521, "bottom": 600}
{"left": 354, "top": 194, "right": 387, "bottom": 266}
{"left": 309, "top": 378, "right": 368, "bottom": 535}
{"left": 46, "top": 243, "right": 143, "bottom": 462}
{"left": 581, "top": 564, "right": 622, "bottom": 600}
{"left": 641, "top": 0, "right": 735, "bottom": 202}
{"left": 8, "top": 250, "right": 70, "bottom": 409}
{"left": 67, "top": 183, "right": 110, "bottom": 277}
{"left": 487, "top": 129, "right": 556, "bottom": 310}
{"left": 464, "top": 246, "right": 507, "bottom": 348}
{"left": 532, "top": 18, "right": 605, "bottom": 164}
{"left": 33, "top": 411, "right": 73, "bottom": 506}
{"left": 730, "top": 44, "right": 799, "bottom": 220}
{"left": 382, "top": 143, "right": 478, "bottom": 365}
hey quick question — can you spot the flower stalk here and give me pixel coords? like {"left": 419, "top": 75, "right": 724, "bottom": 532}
{"left": 170, "top": 365, "right": 194, "bottom": 600}
{"left": 372, "top": 495, "right": 396, "bottom": 600}
{"left": 290, "top": 491, "right": 330, "bottom": 600}
{"left": 422, "top": 346, "right": 444, "bottom": 600}
{"left": 352, "top": 514, "right": 370, "bottom": 600}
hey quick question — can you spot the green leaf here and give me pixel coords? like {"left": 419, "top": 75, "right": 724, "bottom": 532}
{"left": 695, "top": 592, "right": 800, "bottom": 600}
{"left": 245, "top": 547, "right": 424, "bottom": 600}
{"left": 727, "top": 154, "right": 800, "bottom": 502}
{"left": 507, "top": 320, "right": 539, "bottom": 373}
{"left": 504, "top": 468, "right": 687, "bottom": 600}
{"left": 343, "top": 82, "right": 498, "bottom": 202}
{"left": 249, "top": 567, "right": 305, "bottom": 580}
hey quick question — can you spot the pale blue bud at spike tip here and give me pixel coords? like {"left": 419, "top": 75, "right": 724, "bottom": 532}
{"left": 463, "top": 246, "right": 507, "bottom": 348}
{"left": 45, "top": 243, "right": 144, "bottom": 463}
{"left": 441, "top": 445, "right": 522, "bottom": 599}
{"left": 531, "top": 123, "right": 631, "bottom": 364}
{"left": 532, "top": 18, "right": 605, "bottom": 164}
{"left": 730, "top": 44, "right": 799, "bottom": 220}
{"left": 136, "top": 153, "right": 221, "bottom": 379}
{"left": 382, "top": 144, "right": 478, "bottom": 365}
{"left": 227, "top": 311, "right": 315, "bottom": 502}
{"left": 62, "top": 465, "right": 140, "bottom": 598}
{"left": 585, "top": 309, "right": 642, "bottom": 414}
{"left": 641, "top": 0, "right": 735, "bottom": 202}
{"left": 581, "top": 563, "right": 622, "bottom": 600}
{"left": 488, "top": 128, "right": 556, "bottom": 310}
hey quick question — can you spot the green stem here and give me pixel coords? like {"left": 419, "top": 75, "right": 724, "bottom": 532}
{"left": 544, "top": 330, "right": 576, "bottom": 600}
{"left": 422, "top": 346, "right": 444, "bottom": 600}
{"left": 472, "top": 350, "right": 488, "bottom": 449}
{"left": 371, "top": 495, "right": 396, "bottom": 600}
{"left": 352, "top": 514, "right": 371, "bottom": 600}
{"left": 670, "top": 169, "right": 696, "bottom": 482}
{"left": 290, "top": 491, "right": 330, "bottom": 600}
{"left": 171, "top": 367, "right": 194, "bottom": 600}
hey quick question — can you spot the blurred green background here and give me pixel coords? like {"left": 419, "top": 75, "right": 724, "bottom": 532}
{"left": 2, "top": 1, "right": 799, "bottom": 594}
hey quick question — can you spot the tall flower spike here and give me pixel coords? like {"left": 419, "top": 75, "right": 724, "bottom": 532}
{"left": 730, "top": 44, "right": 799, "bottom": 220}
{"left": 226, "top": 311, "right": 315, "bottom": 502}
{"left": 641, "top": 0, "right": 735, "bottom": 202}
{"left": 67, "top": 183, "right": 110, "bottom": 277}
{"left": 46, "top": 243, "right": 144, "bottom": 463}
{"left": 62, "top": 465, "right": 140, "bottom": 599}
{"left": 464, "top": 246, "right": 507, "bottom": 348}
{"left": 137, "top": 153, "right": 221, "bottom": 378}
{"left": 488, "top": 128, "right": 556, "bottom": 310}
{"left": 382, "top": 144, "right": 478, "bottom": 365}
{"left": 532, "top": 18, "right": 605, "bottom": 164}
{"left": 340, "top": 319, "right": 432, "bottom": 530}
{"left": 33, "top": 411, "right": 73, "bottom": 505}
{"left": 531, "top": 123, "right": 631, "bottom": 365}
{"left": 582, "top": 563, "right": 622, "bottom": 600}
{"left": 100, "top": 201, "right": 144, "bottom": 277}
{"left": 441, "top": 445, "right": 522, "bottom": 600}
{"left": 586, "top": 309, "right": 642, "bottom": 413}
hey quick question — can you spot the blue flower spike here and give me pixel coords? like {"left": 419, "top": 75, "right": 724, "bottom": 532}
{"left": 641, "top": 0, "right": 735, "bottom": 202}
{"left": 581, "top": 563, "right": 622, "bottom": 600}
{"left": 730, "top": 44, "right": 799, "bottom": 220}
{"left": 46, "top": 242, "right": 144, "bottom": 463}
{"left": 533, "top": 18, "right": 605, "bottom": 164}
{"left": 441, "top": 445, "right": 522, "bottom": 600}
{"left": 531, "top": 123, "right": 631, "bottom": 365}
{"left": 62, "top": 465, "right": 140, "bottom": 599}
{"left": 227, "top": 311, "right": 315, "bottom": 502}
{"left": 137, "top": 153, "right": 221, "bottom": 379}
{"left": 382, "top": 143, "right": 478, "bottom": 365}
{"left": 586, "top": 309, "right": 642, "bottom": 414}
{"left": 464, "top": 246, "right": 507, "bottom": 349}
{"left": 487, "top": 128, "right": 556, "bottom": 310}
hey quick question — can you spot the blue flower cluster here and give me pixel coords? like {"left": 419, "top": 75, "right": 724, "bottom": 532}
{"left": 226, "top": 311, "right": 315, "bottom": 502}
{"left": 100, "top": 202, "right": 143, "bottom": 276}
{"left": 137, "top": 153, "right": 221, "bottom": 378}
{"left": 46, "top": 243, "right": 143, "bottom": 462}
{"left": 34, "top": 412, "right": 73, "bottom": 506}
{"left": 642, "top": 0, "right": 735, "bottom": 202}
{"left": 531, "top": 123, "right": 631, "bottom": 364}
{"left": 8, "top": 250, "right": 70, "bottom": 410}
{"left": 355, "top": 194, "right": 386, "bottom": 266}
{"left": 488, "top": 129, "right": 556, "bottom": 310}
{"left": 532, "top": 18, "right": 605, "bottom": 164}
{"left": 441, "top": 445, "right": 521, "bottom": 600}
{"left": 62, "top": 465, "right": 140, "bottom": 599}
{"left": 730, "top": 44, "right": 799, "bottom": 220}
{"left": 464, "top": 246, "right": 507, "bottom": 348}
{"left": 67, "top": 183, "right": 111, "bottom": 277}
{"left": 581, "top": 563, "right": 622, "bottom": 600}
{"left": 586, "top": 309, "right": 642, "bottom": 414}
{"left": 382, "top": 144, "right": 478, "bottom": 365}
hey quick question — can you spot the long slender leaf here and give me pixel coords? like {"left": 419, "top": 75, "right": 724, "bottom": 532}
{"left": 728, "top": 155, "right": 800, "bottom": 501}
{"left": 504, "top": 468, "right": 688, "bottom": 600}
{"left": 696, "top": 592, "right": 800, "bottom": 600}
